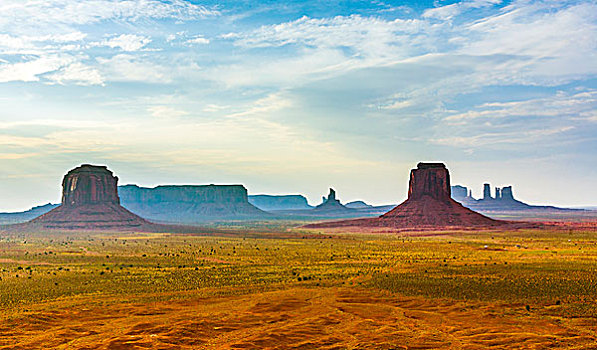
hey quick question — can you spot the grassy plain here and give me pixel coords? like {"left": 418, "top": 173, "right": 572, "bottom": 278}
{"left": 0, "top": 224, "right": 596, "bottom": 349}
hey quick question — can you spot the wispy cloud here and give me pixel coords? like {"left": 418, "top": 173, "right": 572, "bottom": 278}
{"left": 432, "top": 126, "right": 575, "bottom": 147}
{"left": 0, "top": 0, "right": 218, "bottom": 28}
{"left": 423, "top": 0, "right": 502, "bottom": 20}
{"left": 96, "top": 54, "right": 173, "bottom": 83}
{"left": 445, "top": 89, "right": 597, "bottom": 122}
{"left": 185, "top": 35, "right": 210, "bottom": 45}
{"left": 0, "top": 0, "right": 596, "bottom": 208}
{"left": 0, "top": 55, "right": 75, "bottom": 83}
{"left": 95, "top": 34, "right": 152, "bottom": 51}
{"left": 45, "top": 62, "right": 105, "bottom": 86}
{"left": 147, "top": 106, "right": 189, "bottom": 119}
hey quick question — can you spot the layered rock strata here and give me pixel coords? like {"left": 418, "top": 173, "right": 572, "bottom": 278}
{"left": 31, "top": 165, "right": 150, "bottom": 230}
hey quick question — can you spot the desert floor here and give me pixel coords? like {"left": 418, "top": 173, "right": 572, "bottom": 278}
{"left": 0, "top": 224, "right": 595, "bottom": 349}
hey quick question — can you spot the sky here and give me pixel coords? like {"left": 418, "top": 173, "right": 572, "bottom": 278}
{"left": 0, "top": 0, "right": 596, "bottom": 211}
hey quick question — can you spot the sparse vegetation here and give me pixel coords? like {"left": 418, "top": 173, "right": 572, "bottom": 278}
{"left": 0, "top": 226, "right": 595, "bottom": 348}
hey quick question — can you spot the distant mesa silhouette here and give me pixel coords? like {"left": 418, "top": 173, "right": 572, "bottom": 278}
{"left": 307, "top": 162, "right": 510, "bottom": 230}
{"left": 0, "top": 203, "right": 59, "bottom": 224}
{"left": 29, "top": 164, "right": 151, "bottom": 230}
{"left": 345, "top": 200, "right": 373, "bottom": 209}
{"left": 451, "top": 183, "right": 580, "bottom": 212}
{"left": 248, "top": 194, "right": 313, "bottom": 211}
{"left": 118, "top": 184, "right": 267, "bottom": 223}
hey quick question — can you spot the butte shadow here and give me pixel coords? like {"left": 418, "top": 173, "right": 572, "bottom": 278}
{"left": 305, "top": 163, "right": 536, "bottom": 232}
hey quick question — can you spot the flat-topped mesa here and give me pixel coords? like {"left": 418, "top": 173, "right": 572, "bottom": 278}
{"left": 62, "top": 165, "right": 119, "bottom": 206}
{"left": 407, "top": 162, "right": 451, "bottom": 201}
{"left": 117, "top": 184, "right": 267, "bottom": 222}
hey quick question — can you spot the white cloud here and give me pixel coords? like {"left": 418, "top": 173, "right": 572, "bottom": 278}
{"left": 461, "top": 2, "right": 597, "bottom": 76}
{"left": 96, "top": 54, "right": 173, "bottom": 83}
{"left": 433, "top": 126, "right": 575, "bottom": 147}
{"left": 35, "top": 32, "right": 88, "bottom": 43}
{"left": 0, "top": 119, "right": 110, "bottom": 130}
{"left": 224, "top": 15, "right": 428, "bottom": 56}
{"left": 45, "top": 62, "right": 105, "bottom": 86}
{"left": 445, "top": 89, "right": 597, "bottom": 122}
{"left": 0, "top": 55, "right": 74, "bottom": 83}
{"left": 423, "top": 0, "right": 502, "bottom": 20}
{"left": 377, "top": 99, "right": 413, "bottom": 110}
{"left": 430, "top": 88, "right": 595, "bottom": 151}
{"left": 206, "top": 47, "right": 353, "bottom": 87}
{"left": 147, "top": 106, "right": 188, "bottom": 119}
{"left": 203, "top": 104, "right": 229, "bottom": 112}
{"left": 227, "top": 92, "right": 293, "bottom": 118}
{"left": 422, "top": 4, "right": 461, "bottom": 20}
{"left": 0, "top": 0, "right": 218, "bottom": 29}
{"left": 96, "top": 34, "right": 151, "bottom": 51}
{"left": 185, "top": 35, "right": 210, "bottom": 45}
{"left": 218, "top": 1, "right": 596, "bottom": 90}
{"left": 0, "top": 32, "right": 87, "bottom": 54}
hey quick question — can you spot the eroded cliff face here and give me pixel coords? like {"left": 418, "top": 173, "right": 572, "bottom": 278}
{"left": 62, "top": 165, "right": 120, "bottom": 206}
{"left": 118, "top": 185, "right": 267, "bottom": 223}
{"left": 30, "top": 165, "right": 149, "bottom": 230}
{"left": 407, "top": 163, "right": 451, "bottom": 201}
{"left": 120, "top": 185, "right": 249, "bottom": 204}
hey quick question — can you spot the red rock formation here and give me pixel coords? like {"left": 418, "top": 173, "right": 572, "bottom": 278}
{"left": 30, "top": 165, "right": 150, "bottom": 230}
{"left": 62, "top": 165, "right": 120, "bottom": 206}
{"left": 307, "top": 162, "right": 506, "bottom": 230}
{"left": 407, "top": 163, "right": 451, "bottom": 201}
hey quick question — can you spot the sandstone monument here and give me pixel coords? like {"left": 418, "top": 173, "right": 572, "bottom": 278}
{"left": 307, "top": 162, "right": 503, "bottom": 229}
{"left": 30, "top": 165, "right": 150, "bottom": 230}
{"left": 377, "top": 163, "right": 498, "bottom": 227}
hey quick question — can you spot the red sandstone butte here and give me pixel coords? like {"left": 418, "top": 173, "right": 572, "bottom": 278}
{"left": 307, "top": 162, "right": 508, "bottom": 230}
{"left": 30, "top": 164, "right": 150, "bottom": 230}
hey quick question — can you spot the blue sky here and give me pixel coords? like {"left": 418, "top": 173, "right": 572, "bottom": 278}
{"left": 0, "top": 0, "right": 596, "bottom": 211}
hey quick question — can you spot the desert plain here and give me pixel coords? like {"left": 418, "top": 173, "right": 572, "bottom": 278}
{"left": 1, "top": 223, "right": 595, "bottom": 349}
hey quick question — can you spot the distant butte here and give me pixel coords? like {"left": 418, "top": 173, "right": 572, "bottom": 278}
{"left": 312, "top": 188, "right": 352, "bottom": 213}
{"left": 26, "top": 164, "right": 153, "bottom": 230}
{"left": 306, "top": 162, "right": 521, "bottom": 230}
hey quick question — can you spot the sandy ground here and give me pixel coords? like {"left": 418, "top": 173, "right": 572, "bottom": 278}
{"left": 1, "top": 286, "right": 595, "bottom": 350}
